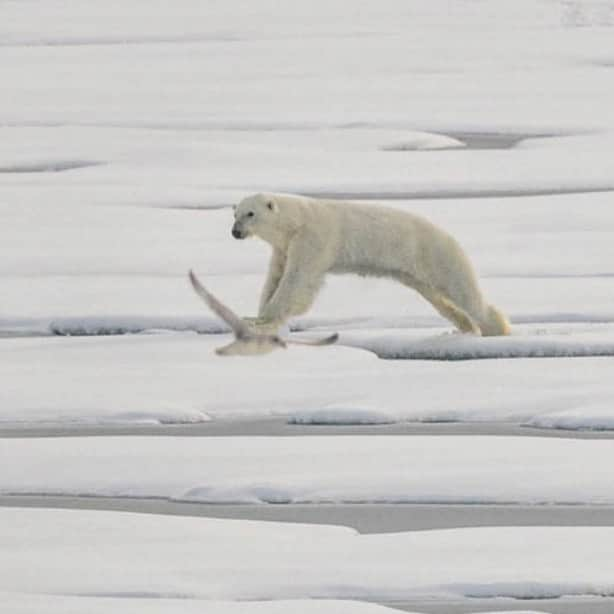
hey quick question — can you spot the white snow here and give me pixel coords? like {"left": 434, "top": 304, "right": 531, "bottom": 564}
{"left": 526, "top": 404, "right": 614, "bottom": 432}
{"left": 1, "top": 508, "right": 613, "bottom": 602}
{"left": 3, "top": 332, "right": 614, "bottom": 427}
{"left": 0, "top": 596, "right": 552, "bottom": 614}
{"left": 3, "top": 436, "right": 614, "bottom": 505}
{"left": 0, "top": 593, "right": 550, "bottom": 614}
{"left": 380, "top": 132, "right": 466, "bottom": 150}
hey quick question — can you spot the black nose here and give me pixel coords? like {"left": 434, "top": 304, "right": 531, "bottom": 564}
{"left": 232, "top": 227, "right": 242, "bottom": 239}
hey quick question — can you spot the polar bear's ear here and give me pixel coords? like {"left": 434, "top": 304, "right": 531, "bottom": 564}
{"left": 266, "top": 200, "right": 276, "bottom": 212}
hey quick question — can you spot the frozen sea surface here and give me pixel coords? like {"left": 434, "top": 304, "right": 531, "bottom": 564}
{"left": 2, "top": 508, "right": 614, "bottom": 602}
{"left": 3, "top": 435, "right": 614, "bottom": 505}
{"left": 2, "top": 2, "right": 614, "bottom": 614}
{"left": 2, "top": 334, "right": 613, "bottom": 429}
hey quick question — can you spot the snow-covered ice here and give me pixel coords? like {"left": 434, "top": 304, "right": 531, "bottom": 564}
{"left": 3, "top": 1, "right": 614, "bottom": 612}
{"left": 3, "top": 435, "right": 614, "bottom": 504}
{"left": 2, "top": 333, "right": 613, "bottom": 428}
{"left": 0, "top": 594, "right": 550, "bottom": 614}
{"left": 526, "top": 404, "right": 614, "bottom": 432}
{"left": 0, "top": 594, "right": 442, "bottom": 614}
{"left": 1, "top": 508, "right": 614, "bottom": 602}
{"left": 342, "top": 325, "right": 614, "bottom": 360}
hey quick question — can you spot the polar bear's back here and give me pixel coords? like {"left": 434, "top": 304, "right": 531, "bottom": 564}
{"left": 317, "top": 200, "right": 484, "bottom": 316}
{"left": 323, "top": 201, "right": 465, "bottom": 278}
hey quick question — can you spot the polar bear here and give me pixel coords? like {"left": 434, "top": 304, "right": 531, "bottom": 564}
{"left": 231, "top": 192, "right": 510, "bottom": 336}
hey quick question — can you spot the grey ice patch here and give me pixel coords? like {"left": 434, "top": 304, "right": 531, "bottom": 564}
{"left": 288, "top": 406, "right": 397, "bottom": 425}
{"left": 0, "top": 160, "right": 103, "bottom": 173}
{"left": 0, "top": 35, "right": 240, "bottom": 48}
{"left": 299, "top": 184, "right": 614, "bottom": 200}
{"left": 48, "top": 315, "right": 228, "bottom": 337}
{"left": 443, "top": 130, "right": 560, "bottom": 149}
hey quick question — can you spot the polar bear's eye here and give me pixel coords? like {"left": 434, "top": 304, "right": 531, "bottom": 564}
{"left": 247, "top": 211, "right": 255, "bottom": 217}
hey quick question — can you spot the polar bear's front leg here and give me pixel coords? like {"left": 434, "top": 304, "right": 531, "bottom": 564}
{"left": 258, "top": 248, "right": 286, "bottom": 314}
{"left": 258, "top": 237, "right": 327, "bottom": 324}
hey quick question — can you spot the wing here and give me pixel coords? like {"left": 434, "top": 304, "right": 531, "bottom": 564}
{"left": 286, "top": 333, "right": 339, "bottom": 346}
{"left": 188, "top": 270, "right": 250, "bottom": 338}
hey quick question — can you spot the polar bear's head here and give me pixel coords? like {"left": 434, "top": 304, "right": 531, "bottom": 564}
{"left": 232, "top": 193, "right": 304, "bottom": 248}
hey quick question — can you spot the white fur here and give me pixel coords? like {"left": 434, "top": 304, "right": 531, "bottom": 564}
{"left": 232, "top": 192, "right": 510, "bottom": 336}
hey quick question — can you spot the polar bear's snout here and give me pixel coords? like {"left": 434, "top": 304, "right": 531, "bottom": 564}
{"left": 231, "top": 221, "right": 247, "bottom": 239}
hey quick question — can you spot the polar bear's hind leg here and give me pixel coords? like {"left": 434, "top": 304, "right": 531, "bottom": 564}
{"left": 428, "top": 292, "right": 510, "bottom": 337}
{"left": 428, "top": 293, "right": 482, "bottom": 335}
{"left": 480, "top": 303, "right": 512, "bottom": 336}
{"left": 400, "top": 274, "right": 481, "bottom": 335}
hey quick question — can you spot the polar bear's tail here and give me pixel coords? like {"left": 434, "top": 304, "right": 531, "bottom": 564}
{"left": 480, "top": 304, "right": 511, "bottom": 336}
